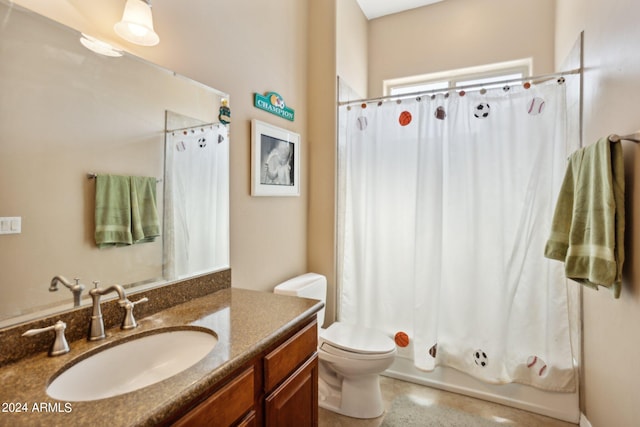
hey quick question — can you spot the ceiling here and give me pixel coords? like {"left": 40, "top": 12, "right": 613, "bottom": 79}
{"left": 355, "top": 0, "right": 444, "bottom": 20}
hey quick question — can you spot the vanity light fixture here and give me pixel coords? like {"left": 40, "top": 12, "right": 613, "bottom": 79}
{"left": 114, "top": 0, "right": 160, "bottom": 46}
{"left": 80, "top": 33, "right": 123, "bottom": 57}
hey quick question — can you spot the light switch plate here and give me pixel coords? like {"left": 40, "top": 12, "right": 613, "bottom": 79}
{"left": 0, "top": 217, "right": 21, "bottom": 235}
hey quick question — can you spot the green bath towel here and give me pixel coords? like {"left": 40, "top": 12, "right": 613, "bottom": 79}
{"left": 544, "top": 137, "right": 625, "bottom": 298}
{"left": 130, "top": 176, "right": 161, "bottom": 243}
{"left": 95, "top": 175, "right": 133, "bottom": 248}
{"left": 94, "top": 174, "right": 160, "bottom": 248}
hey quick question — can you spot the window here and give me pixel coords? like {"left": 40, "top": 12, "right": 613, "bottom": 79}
{"left": 385, "top": 59, "right": 532, "bottom": 96}
{"left": 390, "top": 80, "right": 449, "bottom": 96}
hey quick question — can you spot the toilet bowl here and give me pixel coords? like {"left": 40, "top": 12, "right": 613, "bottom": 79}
{"left": 317, "top": 322, "right": 396, "bottom": 418}
{"left": 274, "top": 273, "right": 397, "bottom": 419}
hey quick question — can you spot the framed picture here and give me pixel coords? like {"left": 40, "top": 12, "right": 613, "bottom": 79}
{"left": 251, "top": 119, "right": 300, "bottom": 196}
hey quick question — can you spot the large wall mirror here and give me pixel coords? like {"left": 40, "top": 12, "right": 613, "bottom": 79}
{"left": 0, "top": 1, "right": 230, "bottom": 327}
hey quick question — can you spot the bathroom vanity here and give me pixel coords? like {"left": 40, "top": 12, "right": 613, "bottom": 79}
{"left": 173, "top": 315, "right": 318, "bottom": 426}
{"left": 0, "top": 287, "right": 322, "bottom": 427}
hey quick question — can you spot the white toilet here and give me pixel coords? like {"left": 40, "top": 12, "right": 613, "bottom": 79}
{"left": 274, "top": 273, "right": 397, "bottom": 419}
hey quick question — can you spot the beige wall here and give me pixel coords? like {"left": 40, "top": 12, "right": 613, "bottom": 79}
{"left": 12, "top": 0, "right": 310, "bottom": 294}
{"left": 337, "top": 0, "right": 369, "bottom": 98}
{"left": 367, "top": 0, "right": 556, "bottom": 97}
{"left": 307, "top": 0, "right": 337, "bottom": 327}
{"left": 309, "top": 0, "right": 368, "bottom": 326}
{"left": 149, "top": 0, "right": 310, "bottom": 293}
{"left": 556, "top": 1, "right": 640, "bottom": 426}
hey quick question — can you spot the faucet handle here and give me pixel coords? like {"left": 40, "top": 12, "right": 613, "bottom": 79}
{"left": 133, "top": 296, "right": 149, "bottom": 306}
{"left": 22, "top": 320, "right": 70, "bottom": 356}
{"left": 72, "top": 278, "right": 85, "bottom": 307}
{"left": 120, "top": 297, "right": 148, "bottom": 330}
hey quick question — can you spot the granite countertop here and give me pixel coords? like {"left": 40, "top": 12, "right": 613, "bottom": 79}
{"left": 0, "top": 288, "right": 322, "bottom": 427}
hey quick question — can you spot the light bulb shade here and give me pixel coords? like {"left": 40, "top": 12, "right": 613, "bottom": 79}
{"left": 114, "top": 0, "right": 159, "bottom": 46}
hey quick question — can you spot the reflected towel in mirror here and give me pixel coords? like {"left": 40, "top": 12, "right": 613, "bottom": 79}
{"left": 94, "top": 175, "right": 160, "bottom": 248}
{"left": 131, "top": 176, "right": 160, "bottom": 243}
{"left": 95, "top": 175, "right": 132, "bottom": 247}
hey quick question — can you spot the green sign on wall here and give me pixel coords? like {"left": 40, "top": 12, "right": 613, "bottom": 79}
{"left": 254, "top": 92, "right": 295, "bottom": 121}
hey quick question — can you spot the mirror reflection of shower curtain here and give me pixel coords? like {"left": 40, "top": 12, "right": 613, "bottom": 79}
{"left": 337, "top": 78, "right": 578, "bottom": 392}
{"left": 164, "top": 125, "right": 229, "bottom": 279}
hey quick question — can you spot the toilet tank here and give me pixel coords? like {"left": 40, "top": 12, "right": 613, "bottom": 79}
{"left": 274, "top": 273, "right": 326, "bottom": 328}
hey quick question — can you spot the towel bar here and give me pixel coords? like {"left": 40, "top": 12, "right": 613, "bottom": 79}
{"left": 608, "top": 132, "right": 640, "bottom": 143}
{"left": 87, "top": 173, "right": 162, "bottom": 183}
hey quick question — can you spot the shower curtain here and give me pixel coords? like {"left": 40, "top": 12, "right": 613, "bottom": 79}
{"left": 337, "top": 79, "right": 577, "bottom": 392}
{"left": 164, "top": 125, "right": 229, "bottom": 279}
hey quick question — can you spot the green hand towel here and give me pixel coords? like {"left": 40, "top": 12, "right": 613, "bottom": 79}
{"left": 130, "top": 176, "right": 161, "bottom": 244}
{"left": 544, "top": 137, "right": 625, "bottom": 298}
{"left": 95, "top": 175, "right": 133, "bottom": 248}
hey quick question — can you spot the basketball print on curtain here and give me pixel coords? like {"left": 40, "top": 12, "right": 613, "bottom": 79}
{"left": 399, "top": 111, "right": 412, "bottom": 126}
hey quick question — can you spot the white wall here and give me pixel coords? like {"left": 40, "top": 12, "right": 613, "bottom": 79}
{"left": 556, "top": 1, "right": 640, "bottom": 426}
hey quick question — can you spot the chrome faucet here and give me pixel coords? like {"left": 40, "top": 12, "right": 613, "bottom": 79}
{"left": 88, "top": 281, "right": 128, "bottom": 341}
{"left": 49, "top": 275, "right": 85, "bottom": 307}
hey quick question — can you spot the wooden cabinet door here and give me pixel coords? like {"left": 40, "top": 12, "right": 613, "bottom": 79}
{"left": 237, "top": 411, "right": 256, "bottom": 427}
{"left": 173, "top": 367, "right": 254, "bottom": 427}
{"left": 265, "top": 354, "right": 318, "bottom": 427}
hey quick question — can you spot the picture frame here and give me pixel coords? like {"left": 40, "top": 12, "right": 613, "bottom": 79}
{"left": 251, "top": 119, "right": 300, "bottom": 197}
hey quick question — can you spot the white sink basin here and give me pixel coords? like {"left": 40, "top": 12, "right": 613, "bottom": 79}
{"left": 47, "top": 328, "right": 217, "bottom": 401}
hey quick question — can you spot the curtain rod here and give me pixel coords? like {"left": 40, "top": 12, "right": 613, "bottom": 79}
{"left": 165, "top": 122, "right": 219, "bottom": 133}
{"left": 339, "top": 67, "right": 583, "bottom": 107}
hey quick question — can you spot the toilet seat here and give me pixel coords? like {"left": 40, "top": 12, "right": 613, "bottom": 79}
{"left": 319, "top": 341, "right": 395, "bottom": 360}
{"left": 319, "top": 322, "right": 396, "bottom": 357}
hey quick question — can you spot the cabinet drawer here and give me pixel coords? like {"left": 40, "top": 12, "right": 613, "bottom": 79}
{"left": 174, "top": 367, "right": 254, "bottom": 427}
{"left": 264, "top": 319, "right": 317, "bottom": 391}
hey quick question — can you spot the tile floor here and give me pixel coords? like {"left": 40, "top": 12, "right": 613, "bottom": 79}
{"left": 318, "top": 376, "right": 578, "bottom": 426}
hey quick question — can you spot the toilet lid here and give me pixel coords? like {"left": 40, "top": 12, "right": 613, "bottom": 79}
{"left": 319, "top": 322, "right": 396, "bottom": 355}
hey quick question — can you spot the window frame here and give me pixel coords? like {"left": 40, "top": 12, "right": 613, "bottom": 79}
{"left": 384, "top": 59, "right": 532, "bottom": 96}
